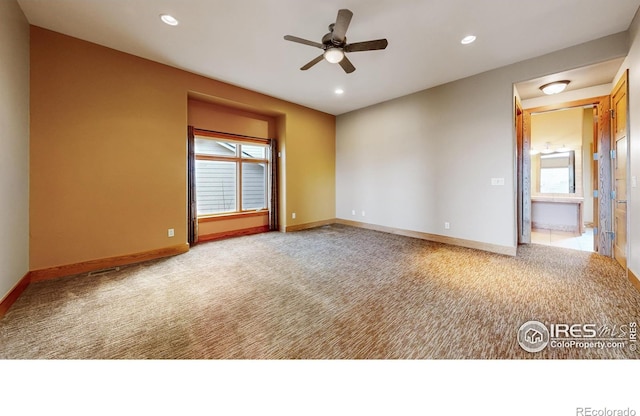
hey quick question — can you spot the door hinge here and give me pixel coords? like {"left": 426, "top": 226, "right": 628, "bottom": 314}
{"left": 610, "top": 149, "right": 616, "bottom": 159}
{"left": 593, "top": 227, "right": 598, "bottom": 235}
{"left": 593, "top": 190, "right": 598, "bottom": 198}
{"left": 610, "top": 109, "right": 615, "bottom": 118}
{"left": 593, "top": 153, "right": 599, "bottom": 161}
{"left": 611, "top": 190, "right": 616, "bottom": 199}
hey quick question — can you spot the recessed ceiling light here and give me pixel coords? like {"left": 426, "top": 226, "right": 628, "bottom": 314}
{"left": 160, "top": 14, "right": 179, "bottom": 26}
{"left": 334, "top": 88, "right": 344, "bottom": 95}
{"left": 461, "top": 35, "right": 476, "bottom": 45}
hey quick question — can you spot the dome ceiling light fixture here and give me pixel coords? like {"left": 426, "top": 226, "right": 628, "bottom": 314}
{"left": 539, "top": 80, "right": 570, "bottom": 95}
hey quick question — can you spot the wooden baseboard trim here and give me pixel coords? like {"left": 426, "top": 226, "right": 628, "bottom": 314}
{"left": 0, "top": 272, "right": 31, "bottom": 318}
{"left": 198, "top": 225, "right": 270, "bottom": 243}
{"left": 629, "top": 268, "right": 640, "bottom": 292}
{"left": 335, "top": 219, "right": 517, "bottom": 256}
{"left": 30, "top": 244, "right": 190, "bottom": 282}
{"left": 285, "top": 219, "right": 336, "bottom": 232}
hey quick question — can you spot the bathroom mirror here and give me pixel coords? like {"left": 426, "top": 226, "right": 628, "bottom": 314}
{"left": 533, "top": 151, "right": 576, "bottom": 194}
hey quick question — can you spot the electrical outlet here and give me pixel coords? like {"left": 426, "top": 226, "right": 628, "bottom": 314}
{"left": 491, "top": 178, "right": 505, "bottom": 186}
{"left": 168, "top": 228, "right": 175, "bottom": 237}
{"left": 361, "top": 211, "right": 366, "bottom": 217}
{"left": 292, "top": 212, "right": 296, "bottom": 219}
{"left": 444, "top": 222, "right": 450, "bottom": 230}
{"left": 351, "top": 209, "right": 356, "bottom": 216}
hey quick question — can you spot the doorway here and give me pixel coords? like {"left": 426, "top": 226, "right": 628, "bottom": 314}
{"left": 518, "top": 96, "right": 613, "bottom": 256}
{"left": 516, "top": 70, "right": 629, "bottom": 263}
{"left": 527, "top": 104, "right": 596, "bottom": 252}
{"left": 518, "top": 96, "right": 612, "bottom": 256}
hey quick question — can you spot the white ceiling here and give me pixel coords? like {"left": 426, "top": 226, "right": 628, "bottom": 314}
{"left": 16, "top": 0, "right": 640, "bottom": 115}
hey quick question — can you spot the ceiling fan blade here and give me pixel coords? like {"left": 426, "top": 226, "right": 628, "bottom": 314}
{"left": 301, "top": 55, "right": 325, "bottom": 70}
{"left": 332, "top": 9, "right": 353, "bottom": 43}
{"left": 339, "top": 55, "right": 356, "bottom": 74}
{"left": 284, "top": 35, "right": 323, "bottom": 49}
{"left": 345, "top": 39, "right": 389, "bottom": 53}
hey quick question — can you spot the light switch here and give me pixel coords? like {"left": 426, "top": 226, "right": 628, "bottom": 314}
{"left": 632, "top": 176, "right": 637, "bottom": 188}
{"left": 491, "top": 178, "right": 505, "bottom": 186}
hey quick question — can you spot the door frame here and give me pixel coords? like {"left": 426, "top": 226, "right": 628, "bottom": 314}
{"left": 611, "top": 70, "right": 630, "bottom": 269}
{"left": 517, "top": 96, "right": 613, "bottom": 255}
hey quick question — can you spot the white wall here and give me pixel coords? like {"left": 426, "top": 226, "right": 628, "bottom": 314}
{"left": 337, "top": 33, "right": 628, "bottom": 253}
{"left": 0, "top": 0, "right": 30, "bottom": 301}
{"left": 617, "top": 9, "right": 640, "bottom": 279}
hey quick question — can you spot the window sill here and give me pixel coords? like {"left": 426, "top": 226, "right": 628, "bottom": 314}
{"left": 198, "top": 210, "right": 268, "bottom": 223}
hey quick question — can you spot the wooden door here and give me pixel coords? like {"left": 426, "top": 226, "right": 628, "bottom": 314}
{"left": 612, "top": 71, "right": 628, "bottom": 268}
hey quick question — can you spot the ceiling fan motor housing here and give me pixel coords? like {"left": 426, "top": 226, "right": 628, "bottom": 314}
{"left": 322, "top": 31, "right": 345, "bottom": 48}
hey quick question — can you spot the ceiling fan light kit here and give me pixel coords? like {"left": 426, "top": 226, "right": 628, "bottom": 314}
{"left": 284, "top": 9, "right": 388, "bottom": 74}
{"left": 324, "top": 47, "right": 345, "bottom": 63}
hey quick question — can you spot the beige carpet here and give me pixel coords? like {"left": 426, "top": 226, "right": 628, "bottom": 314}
{"left": 1, "top": 224, "right": 639, "bottom": 359}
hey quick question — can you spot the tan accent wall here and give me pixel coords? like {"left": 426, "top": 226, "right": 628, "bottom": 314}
{"left": 30, "top": 26, "right": 335, "bottom": 270}
{"left": 198, "top": 215, "right": 269, "bottom": 237}
{"left": 0, "top": 1, "right": 30, "bottom": 301}
{"left": 187, "top": 99, "right": 274, "bottom": 138}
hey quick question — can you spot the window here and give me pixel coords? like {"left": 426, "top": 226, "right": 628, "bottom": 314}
{"left": 194, "top": 135, "right": 269, "bottom": 216}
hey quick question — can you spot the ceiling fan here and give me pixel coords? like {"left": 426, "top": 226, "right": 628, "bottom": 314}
{"left": 284, "top": 9, "right": 388, "bottom": 74}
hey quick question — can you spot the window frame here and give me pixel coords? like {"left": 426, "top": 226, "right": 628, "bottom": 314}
{"left": 193, "top": 129, "right": 270, "bottom": 219}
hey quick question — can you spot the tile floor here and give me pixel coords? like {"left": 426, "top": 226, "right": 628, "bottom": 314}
{"left": 531, "top": 227, "right": 594, "bottom": 252}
